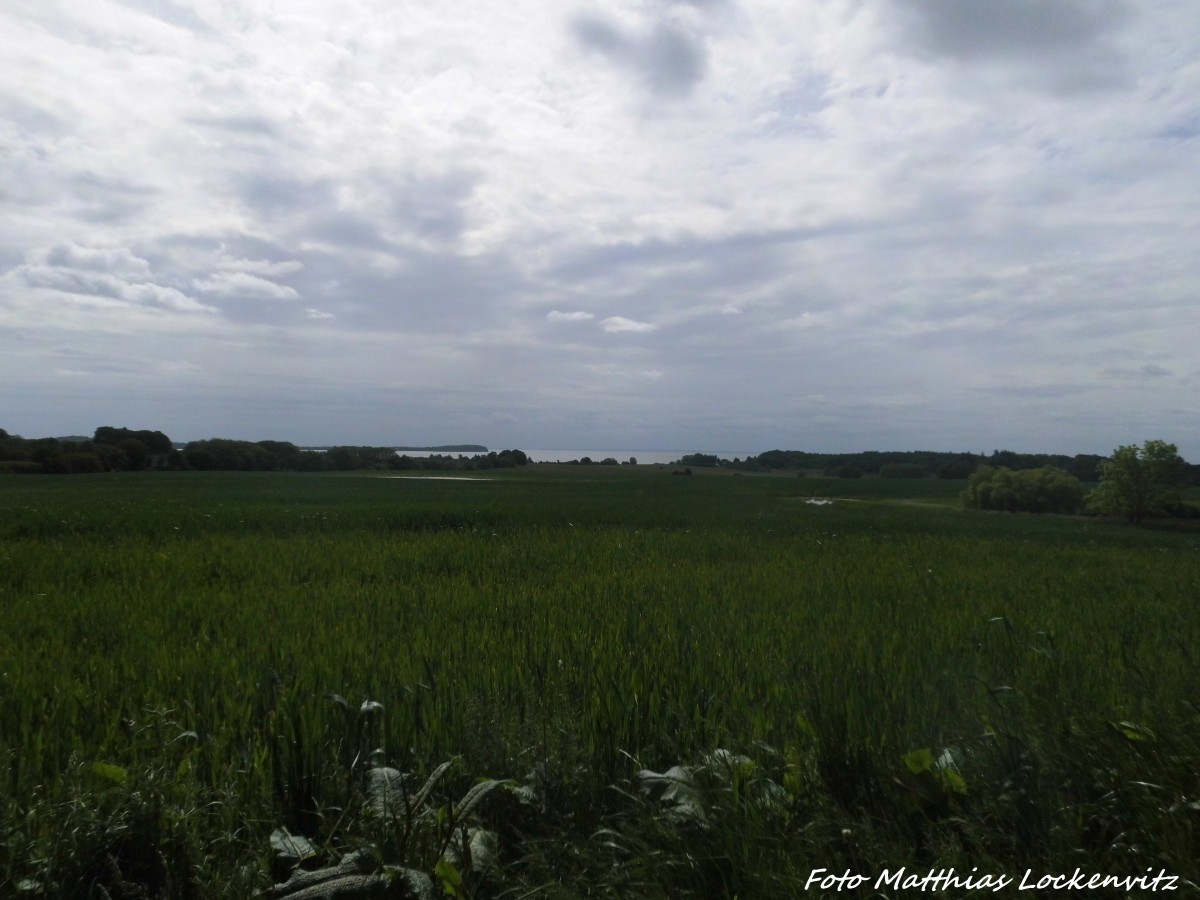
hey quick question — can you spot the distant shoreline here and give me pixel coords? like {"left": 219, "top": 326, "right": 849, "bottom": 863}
{"left": 295, "top": 444, "right": 489, "bottom": 453}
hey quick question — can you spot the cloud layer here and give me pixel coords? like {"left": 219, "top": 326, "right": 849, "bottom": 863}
{"left": 2, "top": 0, "right": 1199, "bottom": 455}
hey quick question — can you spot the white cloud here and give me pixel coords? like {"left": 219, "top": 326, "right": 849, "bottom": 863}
{"left": 193, "top": 272, "right": 300, "bottom": 301}
{"left": 217, "top": 257, "right": 305, "bottom": 276}
{"left": 600, "top": 316, "right": 658, "bottom": 333}
{"left": 6, "top": 248, "right": 217, "bottom": 317}
{"left": 122, "top": 282, "right": 215, "bottom": 313}
{"left": 547, "top": 310, "right": 595, "bottom": 322}
{"left": 305, "top": 308, "right": 334, "bottom": 319}
{"left": 41, "top": 244, "right": 151, "bottom": 277}
{"left": 779, "top": 311, "right": 830, "bottom": 330}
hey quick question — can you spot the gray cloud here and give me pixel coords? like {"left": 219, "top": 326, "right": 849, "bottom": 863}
{"left": 572, "top": 15, "right": 708, "bottom": 98}
{"left": 1103, "top": 363, "right": 1174, "bottom": 380}
{"left": 885, "top": 0, "right": 1132, "bottom": 93}
{"left": 0, "top": 93, "right": 68, "bottom": 136}
{"left": 237, "top": 174, "right": 338, "bottom": 219}
{"left": 895, "top": 0, "right": 1122, "bottom": 58}
{"left": 12, "top": 253, "right": 215, "bottom": 314}
{"left": 63, "top": 172, "right": 159, "bottom": 225}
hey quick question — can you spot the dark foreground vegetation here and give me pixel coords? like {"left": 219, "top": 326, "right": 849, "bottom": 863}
{"left": 2, "top": 467, "right": 1199, "bottom": 897}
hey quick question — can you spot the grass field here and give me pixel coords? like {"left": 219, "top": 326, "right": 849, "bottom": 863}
{"left": 1, "top": 468, "right": 1198, "bottom": 897}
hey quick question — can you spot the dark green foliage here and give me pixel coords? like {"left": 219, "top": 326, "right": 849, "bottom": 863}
{"left": 827, "top": 464, "right": 862, "bottom": 478}
{"left": 391, "top": 449, "right": 529, "bottom": 471}
{"left": 962, "top": 465, "right": 1084, "bottom": 514}
{"left": 879, "top": 463, "right": 928, "bottom": 479}
{"left": 1, "top": 427, "right": 530, "bottom": 476}
{"left": 0, "top": 426, "right": 176, "bottom": 473}
{"left": 675, "top": 453, "right": 722, "bottom": 468}
{"left": 52, "top": 451, "right": 106, "bottom": 474}
{"left": 746, "top": 448, "right": 1109, "bottom": 480}
{"left": 1162, "top": 500, "right": 1200, "bottom": 519}
{"left": 184, "top": 438, "right": 277, "bottom": 471}
{"left": 94, "top": 426, "right": 173, "bottom": 456}
{"left": 0, "top": 460, "right": 40, "bottom": 474}
{"left": 938, "top": 454, "right": 979, "bottom": 479}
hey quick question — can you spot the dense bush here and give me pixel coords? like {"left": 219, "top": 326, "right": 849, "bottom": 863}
{"left": 1162, "top": 501, "right": 1200, "bottom": 519}
{"left": 962, "top": 465, "right": 1084, "bottom": 514}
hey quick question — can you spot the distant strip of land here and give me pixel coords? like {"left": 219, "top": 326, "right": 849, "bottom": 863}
{"left": 298, "top": 444, "right": 488, "bottom": 453}
{"left": 393, "top": 444, "right": 488, "bottom": 452}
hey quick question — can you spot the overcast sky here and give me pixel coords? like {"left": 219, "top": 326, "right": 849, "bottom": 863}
{"left": 2, "top": 1, "right": 1198, "bottom": 456}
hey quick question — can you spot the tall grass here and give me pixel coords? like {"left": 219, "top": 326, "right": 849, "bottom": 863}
{"left": 1, "top": 470, "right": 1198, "bottom": 896}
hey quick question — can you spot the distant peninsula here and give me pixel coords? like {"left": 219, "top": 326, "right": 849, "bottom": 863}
{"left": 294, "top": 444, "right": 489, "bottom": 452}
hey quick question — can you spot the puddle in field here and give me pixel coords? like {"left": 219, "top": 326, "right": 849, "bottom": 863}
{"left": 802, "top": 497, "right": 862, "bottom": 505}
{"left": 379, "top": 476, "right": 489, "bottom": 481}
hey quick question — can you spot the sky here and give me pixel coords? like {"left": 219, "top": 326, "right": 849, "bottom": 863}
{"left": 2, "top": 0, "right": 1198, "bottom": 456}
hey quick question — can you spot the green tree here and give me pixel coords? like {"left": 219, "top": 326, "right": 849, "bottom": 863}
{"left": 94, "top": 426, "right": 173, "bottom": 456}
{"left": 1088, "top": 440, "right": 1189, "bottom": 522}
{"left": 116, "top": 438, "right": 150, "bottom": 470}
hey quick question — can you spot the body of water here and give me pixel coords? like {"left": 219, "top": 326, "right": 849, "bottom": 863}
{"left": 389, "top": 448, "right": 755, "bottom": 465}
{"left": 521, "top": 449, "right": 752, "bottom": 465}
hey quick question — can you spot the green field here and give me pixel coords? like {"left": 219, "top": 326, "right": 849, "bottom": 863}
{"left": 2, "top": 468, "right": 1198, "bottom": 897}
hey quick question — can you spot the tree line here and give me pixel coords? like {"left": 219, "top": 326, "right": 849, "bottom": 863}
{"left": 0, "top": 427, "right": 528, "bottom": 474}
{"left": 959, "top": 440, "right": 1195, "bottom": 521}
{"left": 675, "top": 449, "right": 1115, "bottom": 480}
{"left": 673, "top": 442, "right": 1196, "bottom": 522}
{"left": 2, "top": 426, "right": 1193, "bottom": 521}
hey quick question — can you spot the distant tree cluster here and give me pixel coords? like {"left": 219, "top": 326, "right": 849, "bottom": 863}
{"left": 184, "top": 442, "right": 529, "bottom": 473}
{"left": 675, "top": 453, "right": 722, "bottom": 468}
{"left": 671, "top": 449, "right": 1109, "bottom": 480}
{"left": 180, "top": 439, "right": 324, "bottom": 471}
{"left": 827, "top": 465, "right": 862, "bottom": 479}
{"left": 0, "top": 427, "right": 178, "bottom": 474}
{"left": 390, "top": 449, "right": 530, "bottom": 471}
{"left": 878, "top": 463, "right": 927, "bottom": 479}
{"left": 962, "top": 466, "right": 1085, "bottom": 514}
{"left": 959, "top": 440, "right": 1198, "bottom": 522}
{"left": 0, "top": 427, "right": 529, "bottom": 475}
{"left": 547, "top": 456, "right": 626, "bottom": 466}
